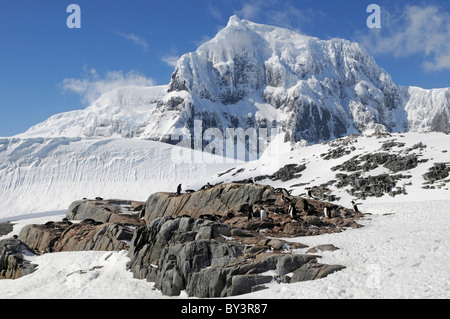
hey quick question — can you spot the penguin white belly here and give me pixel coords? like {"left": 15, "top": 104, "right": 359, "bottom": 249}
{"left": 260, "top": 209, "right": 268, "bottom": 220}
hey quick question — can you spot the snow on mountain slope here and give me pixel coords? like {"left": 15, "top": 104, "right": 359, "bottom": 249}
{"left": 0, "top": 137, "right": 235, "bottom": 220}
{"left": 140, "top": 16, "right": 407, "bottom": 144}
{"left": 1, "top": 132, "right": 450, "bottom": 299}
{"left": 17, "top": 85, "right": 168, "bottom": 139}
{"left": 207, "top": 131, "right": 450, "bottom": 207}
{"left": 400, "top": 86, "right": 450, "bottom": 133}
{"left": 138, "top": 16, "right": 449, "bottom": 146}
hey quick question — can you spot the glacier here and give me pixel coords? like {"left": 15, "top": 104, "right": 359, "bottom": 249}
{"left": 0, "top": 137, "right": 235, "bottom": 220}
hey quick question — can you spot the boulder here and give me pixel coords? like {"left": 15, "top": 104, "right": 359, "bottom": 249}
{"left": 142, "top": 182, "right": 362, "bottom": 239}
{"left": 306, "top": 244, "right": 340, "bottom": 254}
{"left": 290, "top": 261, "right": 346, "bottom": 283}
{"left": 127, "top": 216, "right": 345, "bottom": 298}
{"left": 0, "top": 222, "right": 14, "bottom": 237}
{"left": 423, "top": 163, "right": 450, "bottom": 183}
{"left": 0, "top": 238, "right": 37, "bottom": 280}
{"left": 19, "top": 220, "right": 134, "bottom": 253}
{"left": 67, "top": 199, "right": 143, "bottom": 226}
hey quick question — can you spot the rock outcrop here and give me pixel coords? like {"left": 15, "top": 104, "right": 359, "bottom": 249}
{"left": 5, "top": 182, "right": 358, "bottom": 295}
{"left": 144, "top": 182, "right": 363, "bottom": 237}
{"left": 67, "top": 199, "right": 144, "bottom": 226}
{"left": 143, "top": 183, "right": 273, "bottom": 223}
{"left": 423, "top": 163, "right": 450, "bottom": 184}
{"left": 19, "top": 219, "right": 136, "bottom": 253}
{"left": 0, "top": 237, "right": 37, "bottom": 280}
{"left": 127, "top": 215, "right": 345, "bottom": 298}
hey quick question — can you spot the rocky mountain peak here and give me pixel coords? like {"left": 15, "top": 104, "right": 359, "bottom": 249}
{"left": 17, "top": 16, "right": 449, "bottom": 154}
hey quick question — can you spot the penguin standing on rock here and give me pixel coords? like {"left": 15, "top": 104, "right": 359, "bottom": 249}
{"left": 288, "top": 201, "right": 297, "bottom": 218}
{"left": 302, "top": 198, "right": 311, "bottom": 215}
{"left": 323, "top": 206, "right": 331, "bottom": 218}
{"left": 351, "top": 201, "right": 361, "bottom": 213}
{"left": 176, "top": 184, "right": 182, "bottom": 195}
{"left": 260, "top": 209, "right": 268, "bottom": 221}
{"left": 247, "top": 204, "right": 253, "bottom": 221}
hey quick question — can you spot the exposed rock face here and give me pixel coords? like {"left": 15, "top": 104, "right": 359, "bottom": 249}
{"left": 144, "top": 183, "right": 363, "bottom": 237}
{"left": 19, "top": 220, "right": 135, "bottom": 253}
{"left": 423, "top": 163, "right": 450, "bottom": 183}
{"left": 144, "top": 183, "right": 274, "bottom": 223}
{"left": 127, "top": 215, "right": 345, "bottom": 297}
{"left": 67, "top": 199, "right": 144, "bottom": 226}
{"left": 0, "top": 222, "right": 14, "bottom": 237}
{"left": 6, "top": 183, "right": 357, "bottom": 293}
{"left": 0, "top": 238, "right": 37, "bottom": 280}
{"left": 254, "top": 163, "right": 306, "bottom": 182}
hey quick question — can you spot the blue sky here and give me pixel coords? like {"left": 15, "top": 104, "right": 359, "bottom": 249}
{"left": 0, "top": 0, "right": 449, "bottom": 137}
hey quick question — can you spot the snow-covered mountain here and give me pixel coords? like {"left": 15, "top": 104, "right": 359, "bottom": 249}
{"left": 139, "top": 16, "right": 449, "bottom": 145}
{"left": 3, "top": 15, "right": 450, "bottom": 219}
{"left": 18, "top": 16, "right": 449, "bottom": 147}
{"left": 18, "top": 85, "right": 168, "bottom": 139}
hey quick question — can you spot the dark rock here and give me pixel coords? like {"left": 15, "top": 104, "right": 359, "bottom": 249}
{"left": 127, "top": 216, "right": 345, "bottom": 298}
{"left": 0, "top": 238, "right": 37, "bottom": 280}
{"left": 254, "top": 163, "right": 306, "bottom": 182}
{"left": 67, "top": 199, "right": 143, "bottom": 226}
{"left": 306, "top": 244, "right": 340, "bottom": 254}
{"left": 143, "top": 183, "right": 274, "bottom": 224}
{"left": 423, "top": 163, "right": 450, "bottom": 183}
{"left": 19, "top": 221, "right": 134, "bottom": 253}
{"left": 290, "top": 261, "right": 345, "bottom": 283}
{"left": 276, "top": 254, "right": 319, "bottom": 276}
{"left": 0, "top": 222, "right": 14, "bottom": 237}
{"left": 230, "top": 275, "right": 273, "bottom": 296}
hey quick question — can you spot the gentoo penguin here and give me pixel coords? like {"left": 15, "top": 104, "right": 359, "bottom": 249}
{"left": 281, "top": 195, "right": 291, "bottom": 204}
{"left": 306, "top": 188, "right": 312, "bottom": 198}
{"left": 323, "top": 206, "right": 331, "bottom": 218}
{"left": 351, "top": 201, "right": 360, "bottom": 213}
{"left": 247, "top": 204, "right": 253, "bottom": 221}
{"left": 176, "top": 184, "right": 182, "bottom": 195}
{"left": 302, "top": 198, "right": 310, "bottom": 213}
{"left": 260, "top": 209, "right": 268, "bottom": 221}
{"left": 288, "top": 202, "right": 297, "bottom": 218}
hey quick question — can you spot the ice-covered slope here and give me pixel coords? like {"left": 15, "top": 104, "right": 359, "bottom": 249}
{"left": 400, "top": 86, "right": 450, "bottom": 133}
{"left": 18, "top": 85, "right": 168, "bottom": 139}
{"left": 0, "top": 137, "right": 235, "bottom": 220}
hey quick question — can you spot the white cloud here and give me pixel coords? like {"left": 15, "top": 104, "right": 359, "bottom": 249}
{"left": 358, "top": 5, "right": 450, "bottom": 71}
{"left": 115, "top": 31, "right": 149, "bottom": 51}
{"left": 234, "top": 0, "right": 307, "bottom": 32}
{"left": 161, "top": 55, "right": 180, "bottom": 68}
{"left": 235, "top": 1, "right": 262, "bottom": 20}
{"left": 61, "top": 68, "right": 155, "bottom": 104}
{"left": 207, "top": 2, "right": 222, "bottom": 20}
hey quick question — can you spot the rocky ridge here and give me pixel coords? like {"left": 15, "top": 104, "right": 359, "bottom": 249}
{"left": 1, "top": 182, "right": 363, "bottom": 296}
